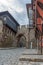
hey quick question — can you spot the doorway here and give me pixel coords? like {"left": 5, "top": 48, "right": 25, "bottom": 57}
{"left": 17, "top": 34, "right": 26, "bottom": 47}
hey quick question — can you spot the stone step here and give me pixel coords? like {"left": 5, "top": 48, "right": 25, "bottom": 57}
{"left": 18, "top": 61, "right": 43, "bottom": 65}
{"left": 19, "top": 55, "right": 43, "bottom": 62}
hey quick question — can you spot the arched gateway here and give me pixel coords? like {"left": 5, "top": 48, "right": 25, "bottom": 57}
{"left": 14, "top": 25, "right": 30, "bottom": 48}
{"left": 16, "top": 33, "right": 26, "bottom": 47}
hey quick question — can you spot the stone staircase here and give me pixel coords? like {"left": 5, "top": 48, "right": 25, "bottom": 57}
{"left": 18, "top": 49, "right": 43, "bottom": 65}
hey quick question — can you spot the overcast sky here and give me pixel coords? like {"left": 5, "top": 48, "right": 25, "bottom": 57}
{"left": 0, "top": 0, "right": 31, "bottom": 25}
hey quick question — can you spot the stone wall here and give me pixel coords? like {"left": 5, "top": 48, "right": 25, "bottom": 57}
{"left": 16, "top": 25, "right": 36, "bottom": 48}
{"left": 2, "top": 25, "right": 16, "bottom": 47}
{"left": 0, "top": 20, "right": 3, "bottom": 46}
{"left": 29, "top": 28, "right": 37, "bottom": 48}
{"left": 0, "top": 19, "right": 16, "bottom": 47}
{"left": 17, "top": 25, "right": 29, "bottom": 48}
{"left": 0, "top": 20, "right": 36, "bottom": 48}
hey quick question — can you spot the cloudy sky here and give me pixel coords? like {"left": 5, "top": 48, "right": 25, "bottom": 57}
{"left": 0, "top": 0, "right": 31, "bottom": 25}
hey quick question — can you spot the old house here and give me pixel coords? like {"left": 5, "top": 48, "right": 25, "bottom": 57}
{"left": 0, "top": 11, "right": 19, "bottom": 47}
{"left": 26, "top": 4, "right": 36, "bottom": 49}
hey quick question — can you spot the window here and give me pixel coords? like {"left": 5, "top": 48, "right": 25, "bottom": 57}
{"left": 29, "top": 8, "right": 33, "bottom": 19}
{"left": 29, "top": 20, "right": 33, "bottom": 25}
{"left": 4, "top": 17, "right": 6, "bottom": 21}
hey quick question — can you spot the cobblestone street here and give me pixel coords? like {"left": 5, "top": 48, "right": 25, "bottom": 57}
{"left": 0, "top": 48, "right": 25, "bottom": 65}
{"left": 0, "top": 48, "right": 43, "bottom": 65}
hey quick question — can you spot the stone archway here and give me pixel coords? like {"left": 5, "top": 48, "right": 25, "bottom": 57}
{"left": 16, "top": 33, "right": 26, "bottom": 47}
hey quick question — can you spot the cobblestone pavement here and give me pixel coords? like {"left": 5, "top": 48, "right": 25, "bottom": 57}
{"left": 0, "top": 48, "right": 43, "bottom": 65}
{"left": 0, "top": 48, "right": 25, "bottom": 65}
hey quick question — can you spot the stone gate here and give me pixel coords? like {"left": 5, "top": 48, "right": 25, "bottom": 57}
{"left": 14, "top": 25, "right": 35, "bottom": 48}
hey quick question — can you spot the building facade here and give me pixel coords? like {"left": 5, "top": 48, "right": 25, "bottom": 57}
{"left": 32, "top": 0, "right": 43, "bottom": 54}
{"left": 26, "top": 4, "right": 36, "bottom": 49}
{"left": 0, "top": 11, "right": 19, "bottom": 47}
